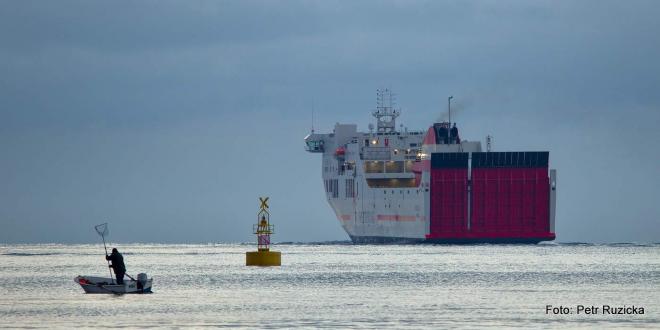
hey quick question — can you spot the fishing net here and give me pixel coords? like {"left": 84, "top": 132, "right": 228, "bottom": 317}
{"left": 94, "top": 223, "right": 109, "bottom": 238}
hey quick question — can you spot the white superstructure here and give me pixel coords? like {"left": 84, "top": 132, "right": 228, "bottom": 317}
{"left": 305, "top": 90, "right": 476, "bottom": 242}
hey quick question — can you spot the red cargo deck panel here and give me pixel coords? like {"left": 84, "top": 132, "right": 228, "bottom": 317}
{"left": 430, "top": 168, "right": 468, "bottom": 235}
{"left": 470, "top": 166, "right": 550, "bottom": 236}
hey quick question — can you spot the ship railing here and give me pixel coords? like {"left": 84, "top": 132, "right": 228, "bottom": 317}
{"left": 361, "top": 146, "right": 391, "bottom": 160}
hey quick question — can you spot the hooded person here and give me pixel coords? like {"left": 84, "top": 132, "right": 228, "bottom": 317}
{"left": 105, "top": 248, "right": 126, "bottom": 284}
{"left": 450, "top": 123, "right": 459, "bottom": 144}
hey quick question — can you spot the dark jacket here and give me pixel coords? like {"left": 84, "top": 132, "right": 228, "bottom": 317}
{"left": 450, "top": 126, "right": 458, "bottom": 138}
{"left": 106, "top": 251, "right": 126, "bottom": 273}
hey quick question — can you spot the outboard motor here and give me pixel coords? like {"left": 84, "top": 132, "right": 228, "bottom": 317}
{"left": 137, "top": 273, "right": 148, "bottom": 290}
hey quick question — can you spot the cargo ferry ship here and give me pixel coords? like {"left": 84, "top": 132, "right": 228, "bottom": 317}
{"left": 304, "top": 89, "right": 556, "bottom": 243}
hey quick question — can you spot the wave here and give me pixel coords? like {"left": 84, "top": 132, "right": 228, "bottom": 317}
{"left": 2, "top": 241, "right": 657, "bottom": 252}
{"left": 2, "top": 252, "right": 64, "bottom": 256}
{"left": 553, "top": 242, "right": 595, "bottom": 246}
{"left": 550, "top": 242, "right": 659, "bottom": 247}
{"left": 276, "top": 240, "right": 353, "bottom": 246}
{"left": 604, "top": 242, "right": 659, "bottom": 247}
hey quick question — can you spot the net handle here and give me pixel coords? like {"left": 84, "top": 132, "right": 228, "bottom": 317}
{"left": 94, "top": 222, "right": 114, "bottom": 284}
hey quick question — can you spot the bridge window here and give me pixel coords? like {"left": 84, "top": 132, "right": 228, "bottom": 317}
{"left": 385, "top": 161, "right": 404, "bottom": 173}
{"left": 364, "top": 161, "right": 384, "bottom": 173}
{"left": 404, "top": 160, "right": 414, "bottom": 172}
{"left": 366, "top": 178, "right": 418, "bottom": 188}
{"left": 305, "top": 140, "right": 324, "bottom": 152}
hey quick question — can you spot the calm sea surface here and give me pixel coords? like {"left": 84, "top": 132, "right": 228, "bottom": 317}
{"left": 0, "top": 243, "right": 658, "bottom": 329}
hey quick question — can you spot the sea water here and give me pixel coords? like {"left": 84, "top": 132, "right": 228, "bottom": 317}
{"left": 0, "top": 243, "right": 658, "bottom": 328}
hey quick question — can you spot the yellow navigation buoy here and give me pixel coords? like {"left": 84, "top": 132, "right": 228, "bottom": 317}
{"left": 246, "top": 197, "right": 281, "bottom": 266}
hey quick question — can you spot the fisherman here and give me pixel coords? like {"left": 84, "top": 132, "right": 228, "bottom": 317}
{"left": 450, "top": 123, "right": 459, "bottom": 144}
{"left": 105, "top": 248, "right": 126, "bottom": 285}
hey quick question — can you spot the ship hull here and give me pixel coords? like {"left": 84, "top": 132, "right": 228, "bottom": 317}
{"left": 350, "top": 234, "right": 555, "bottom": 244}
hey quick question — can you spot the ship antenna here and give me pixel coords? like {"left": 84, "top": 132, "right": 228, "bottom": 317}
{"left": 311, "top": 101, "right": 315, "bottom": 133}
{"left": 448, "top": 95, "right": 453, "bottom": 126}
{"left": 373, "top": 88, "right": 400, "bottom": 133}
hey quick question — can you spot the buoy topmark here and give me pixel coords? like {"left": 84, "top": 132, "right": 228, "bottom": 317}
{"left": 246, "top": 197, "right": 281, "bottom": 266}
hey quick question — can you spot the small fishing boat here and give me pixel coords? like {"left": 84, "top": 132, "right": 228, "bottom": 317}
{"left": 74, "top": 274, "right": 153, "bottom": 294}
{"left": 75, "top": 223, "right": 154, "bottom": 294}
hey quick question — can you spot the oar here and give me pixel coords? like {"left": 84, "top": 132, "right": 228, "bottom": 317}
{"left": 96, "top": 283, "right": 122, "bottom": 295}
{"left": 81, "top": 277, "right": 121, "bottom": 295}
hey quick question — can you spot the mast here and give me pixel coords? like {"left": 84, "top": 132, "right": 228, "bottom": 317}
{"left": 372, "top": 89, "right": 400, "bottom": 133}
{"left": 448, "top": 95, "right": 453, "bottom": 126}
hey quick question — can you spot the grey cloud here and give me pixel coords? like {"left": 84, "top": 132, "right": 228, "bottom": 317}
{"left": 1, "top": 0, "right": 659, "bottom": 243}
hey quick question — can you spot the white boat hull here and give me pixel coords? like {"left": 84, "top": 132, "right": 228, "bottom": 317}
{"left": 74, "top": 276, "right": 153, "bottom": 294}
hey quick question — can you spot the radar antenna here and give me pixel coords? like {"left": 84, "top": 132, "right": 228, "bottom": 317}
{"left": 372, "top": 88, "right": 400, "bottom": 133}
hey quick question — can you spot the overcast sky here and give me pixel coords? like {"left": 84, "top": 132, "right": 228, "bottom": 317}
{"left": 1, "top": 1, "right": 659, "bottom": 244}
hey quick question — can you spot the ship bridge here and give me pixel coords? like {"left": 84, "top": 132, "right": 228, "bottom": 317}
{"left": 304, "top": 132, "right": 324, "bottom": 153}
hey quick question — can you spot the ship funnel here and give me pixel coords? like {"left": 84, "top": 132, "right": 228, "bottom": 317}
{"left": 431, "top": 122, "right": 460, "bottom": 144}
